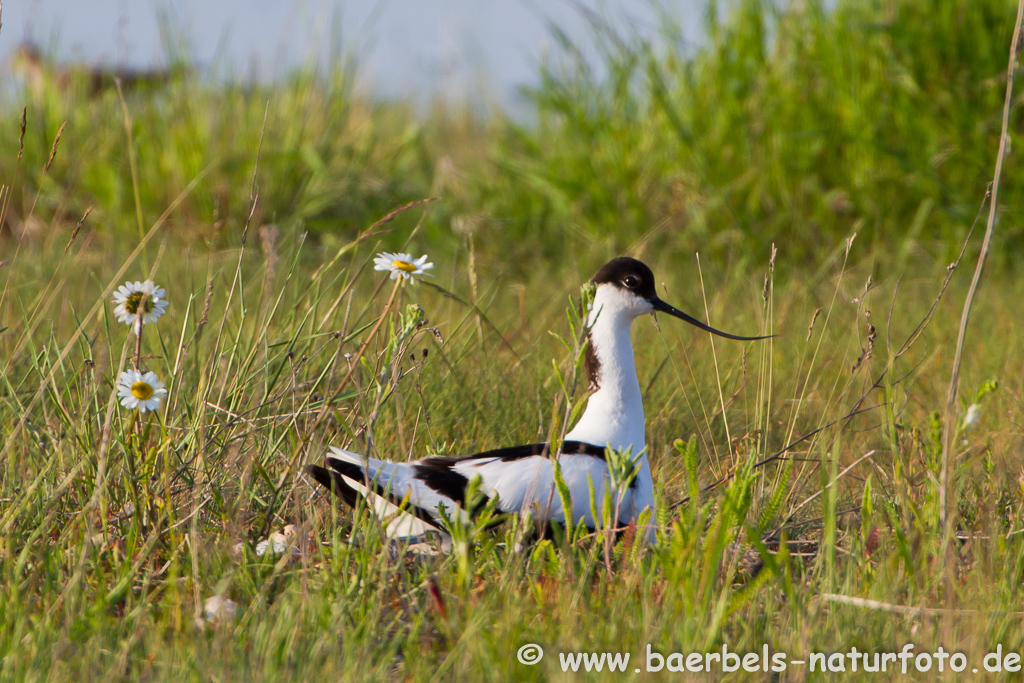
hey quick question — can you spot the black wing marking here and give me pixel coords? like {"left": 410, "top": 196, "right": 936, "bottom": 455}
{"left": 413, "top": 457, "right": 470, "bottom": 505}
{"left": 457, "top": 440, "right": 608, "bottom": 464}
{"left": 305, "top": 459, "right": 441, "bottom": 528}
{"left": 305, "top": 464, "right": 359, "bottom": 508}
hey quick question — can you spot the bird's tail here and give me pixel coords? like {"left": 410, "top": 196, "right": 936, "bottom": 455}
{"left": 305, "top": 446, "right": 438, "bottom": 539}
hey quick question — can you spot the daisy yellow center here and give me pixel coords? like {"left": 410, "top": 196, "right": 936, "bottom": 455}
{"left": 392, "top": 260, "right": 417, "bottom": 273}
{"left": 131, "top": 382, "right": 154, "bottom": 400}
{"left": 125, "top": 292, "right": 154, "bottom": 315}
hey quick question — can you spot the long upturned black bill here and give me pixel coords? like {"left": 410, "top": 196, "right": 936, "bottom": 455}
{"left": 651, "top": 297, "right": 772, "bottom": 341}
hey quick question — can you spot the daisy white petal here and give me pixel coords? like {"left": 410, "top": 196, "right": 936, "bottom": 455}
{"left": 374, "top": 252, "right": 399, "bottom": 271}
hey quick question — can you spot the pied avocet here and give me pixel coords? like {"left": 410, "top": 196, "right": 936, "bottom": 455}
{"left": 306, "top": 257, "right": 767, "bottom": 543}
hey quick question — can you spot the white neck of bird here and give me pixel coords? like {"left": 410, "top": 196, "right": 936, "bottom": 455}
{"left": 564, "top": 290, "right": 647, "bottom": 453}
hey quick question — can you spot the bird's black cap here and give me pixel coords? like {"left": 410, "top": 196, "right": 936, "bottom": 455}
{"left": 591, "top": 256, "right": 771, "bottom": 341}
{"left": 591, "top": 256, "right": 657, "bottom": 300}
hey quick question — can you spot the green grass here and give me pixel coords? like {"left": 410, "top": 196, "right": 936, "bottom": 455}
{"left": 2, "top": 0, "right": 1024, "bottom": 680}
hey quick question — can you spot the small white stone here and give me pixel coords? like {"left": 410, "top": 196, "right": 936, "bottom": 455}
{"left": 203, "top": 596, "right": 237, "bottom": 624}
{"left": 406, "top": 542, "right": 442, "bottom": 558}
{"left": 255, "top": 525, "right": 300, "bottom": 557}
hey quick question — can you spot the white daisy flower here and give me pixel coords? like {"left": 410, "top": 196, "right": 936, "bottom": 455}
{"left": 113, "top": 280, "right": 169, "bottom": 333}
{"left": 116, "top": 369, "right": 167, "bottom": 412}
{"left": 373, "top": 252, "right": 434, "bottom": 285}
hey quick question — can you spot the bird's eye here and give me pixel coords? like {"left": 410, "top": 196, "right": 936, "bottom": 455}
{"left": 623, "top": 275, "right": 639, "bottom": 288}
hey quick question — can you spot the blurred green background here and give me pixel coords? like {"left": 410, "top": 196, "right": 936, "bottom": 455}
{"left": 4, "top": 0, "right": 1019, "bottom": 273}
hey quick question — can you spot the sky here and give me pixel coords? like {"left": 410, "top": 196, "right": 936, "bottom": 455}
{"left": 3, "top": 0, "right": 705, "bottom": 107}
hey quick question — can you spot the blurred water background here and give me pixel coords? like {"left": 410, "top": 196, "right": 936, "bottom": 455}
{"left": 4, "top": 0, "right": 703, "bottom": 112}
